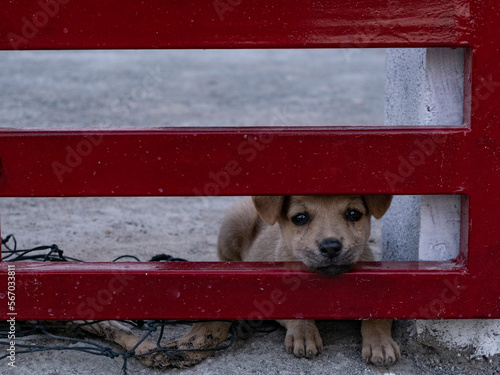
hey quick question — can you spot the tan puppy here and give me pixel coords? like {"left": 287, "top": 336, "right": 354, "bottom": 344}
{"left": 80, "top": 195, "right": 400, "bottom": 368}
{"left": 217, "top": 195, "right": 400, "bottom": 366}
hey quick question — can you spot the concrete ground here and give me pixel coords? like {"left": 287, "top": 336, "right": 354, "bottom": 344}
{"left": 1, "top": 49, "right": 499, "bottom": 374}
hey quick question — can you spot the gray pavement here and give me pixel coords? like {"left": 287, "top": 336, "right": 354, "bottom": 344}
{"left": 0, "top": 49, "right": 384, "bottom": 128}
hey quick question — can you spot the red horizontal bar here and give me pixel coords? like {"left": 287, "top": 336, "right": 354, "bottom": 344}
{"left": 1, "top": 0, "right": 470, "bottom": 50}
{"left": 0, "top": 261, "right": 479, "bottom": 321}
{"left": 0, "top": 128, "right": 471, "bottom": 197}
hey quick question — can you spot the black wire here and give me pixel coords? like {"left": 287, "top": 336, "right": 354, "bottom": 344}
{"left": 112, "top": 255, "right": 141, "bottom": 262}
{"left": 149, "top": 254, "right": 188, "bottom": 262}
{"left": 0, "top": 320, "right": 241, "bottom": 375}
{"left": 1, "top": 234, "right": 82, "bottom": 262}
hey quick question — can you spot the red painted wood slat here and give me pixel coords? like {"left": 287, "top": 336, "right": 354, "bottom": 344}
{"left": 1, "top": 0, "right": 470, "bottom": 50}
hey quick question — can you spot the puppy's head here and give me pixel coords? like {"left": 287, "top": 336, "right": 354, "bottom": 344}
{"left": 252, "top": 195, "right": 392, "bottom": 276}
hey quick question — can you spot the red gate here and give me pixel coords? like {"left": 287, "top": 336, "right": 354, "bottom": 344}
{"left": 0, "top": 0, "right": 498, "bottom": 321}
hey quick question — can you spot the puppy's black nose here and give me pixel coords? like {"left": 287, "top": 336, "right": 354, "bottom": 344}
{"left": 319, "top": 238, "right": 343, "bottom": 258}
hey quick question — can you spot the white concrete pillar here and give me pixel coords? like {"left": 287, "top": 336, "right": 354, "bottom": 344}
{"left": 383, "top": 48, "right": 463, "bottom": 262}
{"left": 383, "top": 48, "right": 500, "bottom": 357}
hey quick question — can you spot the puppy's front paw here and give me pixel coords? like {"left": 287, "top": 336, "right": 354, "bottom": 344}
{"left": 163, "top": 321, "right": 233, "bottom": 368}
{"left": 283, "top": 320, "right": 323, "bottom": 359}
{"left": 361, "top": 335, "right": 400, "bottom": 367}
{"left": 361, "top": 319, "right": 400, "bottom": 367}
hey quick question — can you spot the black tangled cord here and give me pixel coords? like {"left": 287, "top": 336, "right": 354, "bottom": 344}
{"left": 1, "top": 234, "right": 188, "bottom": 263}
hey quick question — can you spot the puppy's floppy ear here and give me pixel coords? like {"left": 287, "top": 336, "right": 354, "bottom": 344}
{"left": 252, "top": 196, "right": 285, "bottom": 225}
{"left": 363, "top": 195, "right": 393, "bottom": 219}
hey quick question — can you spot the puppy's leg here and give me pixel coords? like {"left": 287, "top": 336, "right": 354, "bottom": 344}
{"left": 361, "top": 319, "right": 400, "bottom": 366}
{"left": 77, "top": 320, "right": 172, "bottom": 368}
{"left": 163, "top": 321, "right": 233, "bottom": 367}
{"left": 78, "top": 320, "right": 232, "bottom": 368}
{"left": 278, "top": 319, "right": 323, "bottom": 359}
{"left": 217, "top": 199, "right": 261, "bottom": 261}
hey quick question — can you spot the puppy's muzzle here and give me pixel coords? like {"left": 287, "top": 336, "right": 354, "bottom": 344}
{"left": 313, "top": 238, "right": 351, "bottom": 276}
{"left": 319, "top": 238, "right": 342, "bottom": 259}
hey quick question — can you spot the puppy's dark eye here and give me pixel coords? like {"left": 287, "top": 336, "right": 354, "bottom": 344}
{"left": 291, "top": 213, "right": 310, "bottom": 226}
{"left": 345, "top": 209, "right": 363, "bottom": 222}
